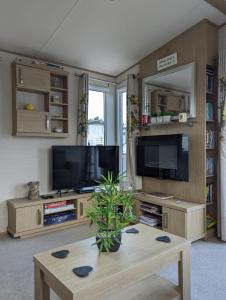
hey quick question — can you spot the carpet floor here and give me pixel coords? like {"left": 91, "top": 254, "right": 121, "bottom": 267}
{"left": 0, "top": 224, "right": 225, "bottom": 300}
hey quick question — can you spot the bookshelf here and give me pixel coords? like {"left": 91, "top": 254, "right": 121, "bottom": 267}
{"left": 206, "top": 65, "right": 218, "bottom": 229}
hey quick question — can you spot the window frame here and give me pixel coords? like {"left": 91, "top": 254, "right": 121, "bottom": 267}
{"left": 117, "top": 87, "right": 127, "bottom": 175}
{"left": 88, "top": 85, "right": 107, "bottom": 145}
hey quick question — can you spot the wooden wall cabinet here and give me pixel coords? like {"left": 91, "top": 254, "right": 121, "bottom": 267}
{"left": 17, "top": 110, "right": 50, "bottom": 134}
{"left": 16, "top": 64, "right": 50, "bottom": 92}
{"left": 12, "top": 61, "right": 69, "bottom": 138}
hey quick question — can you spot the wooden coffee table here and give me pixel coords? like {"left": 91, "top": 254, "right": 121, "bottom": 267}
{"left": 34, "top": 223, "right": 191, "bottom": 300}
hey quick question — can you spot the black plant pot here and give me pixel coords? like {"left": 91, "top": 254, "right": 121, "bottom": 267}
{"left": 96, "top": 231, "right": 121, "bottom": 252}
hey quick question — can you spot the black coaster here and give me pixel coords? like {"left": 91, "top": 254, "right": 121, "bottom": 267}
{"left": 125, "top": 228, "right": 139, "bottom": 234}
{"left": 51, "top": 250, "right": 69, "bottom": 259}
{"left": 156, "top": 236, "right": 171, "bottom": 243}
{"left": 73, "top": 266, "right": 93, "bottom": 278}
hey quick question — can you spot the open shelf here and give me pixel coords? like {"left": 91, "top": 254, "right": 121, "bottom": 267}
{"left": 44, "top": 207, "right": 76, "bottom": 216}
{"left": 51, "top": 87, "right": 68, "bottom": 92}
{"left": 44, "top": 217, "right": 77, "bottom": 227}
{"left": 50, "top": 102, "right": 68, "bottom": 107}
{"left": 51, "top": 117, "right": 68, "bottom": 121}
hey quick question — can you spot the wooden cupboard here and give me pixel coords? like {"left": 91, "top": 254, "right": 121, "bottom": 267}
{"left": 12, "top": 61, "right": 69, "bottom": 138}
{"left": 16, "top": 205, "right": 43, "bottom": 232}
{"left": 16, "top": 64, "right": 50, "bottom": 92}
{"left": 162, "top": 207, "right": 186, "bottom": 238}
{"left": 7, "top": 193, "right": 91, "bottom": 238}
{"left": 17, "top": 110, "right": 50, "bottom": 134}
{"left": 134, "top": 193, "right": 205, "bottom": 242}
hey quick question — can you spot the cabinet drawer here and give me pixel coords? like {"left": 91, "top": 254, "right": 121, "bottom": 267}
{"left": 17, "top": 110, "right": 50, "bottom": 134}
{"left": 16, "top": 65, "right": 50, "bottom": 92}
{"left": 16, "top": 205, "right": 43, "bottom": 232}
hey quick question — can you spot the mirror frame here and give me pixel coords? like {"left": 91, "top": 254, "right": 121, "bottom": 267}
{"left": 142, "top": 62, "right": 196, "bottom": 118}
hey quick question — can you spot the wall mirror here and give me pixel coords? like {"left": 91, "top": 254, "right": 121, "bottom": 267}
{"left": 142, "top": 62, "right": 196, "bottom": 123}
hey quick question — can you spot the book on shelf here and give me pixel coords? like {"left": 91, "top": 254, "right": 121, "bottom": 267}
{"left": 140, "top": 203, "right": 162, "bottom": 215}
{"left": 139, "top": 214, "right": 161, "bottom": 227}
{"left": 206, "top": 130, "right": 216, "bottom": 149}
{"left": 206, "top": 102, "right": 214, "bottom": 121}
{"left": 44, "top": 203, "right": 75, "bottom": 215}
{"left": 44, "top": 201, "right": 67, "bottom": 209}
{"left": 206, "top": 158, "right": 215, "bottom": 176}
{"left": 206, "top": 184, "right": 214, "bottom": 204}
{"left": 206, "top": 68, "right": 215, "bottom": 94}
{"left": 44, "top": 211, "right": 75, "bottom": 226}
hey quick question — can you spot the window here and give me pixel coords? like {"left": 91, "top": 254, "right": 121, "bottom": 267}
{"left": 117, "top": 89, "right": 127, "bottom": 174}
{"left": 87, "top": 89, "right": 105, "bottom": 145}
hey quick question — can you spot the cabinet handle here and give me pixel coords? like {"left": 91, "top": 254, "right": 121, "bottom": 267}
{"left": 46, "top": 116, "right": 50, "bottom": 130}
{"left": 80, "top": 202, "right": 83, "bottom": 217}
{"left": 37, "top": 209, "right": 42, "bottom": 225}
{"left": 163, "top": 212, "right": 168, "bottom": 229}
{"left": 18, "top": 67, "right": 24, "bottom": 85}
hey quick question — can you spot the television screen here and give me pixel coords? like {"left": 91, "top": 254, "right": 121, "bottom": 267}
{"left": 52, "top": 146, "right": 119, "bottom": 191}
{"left": 136, "top": 134, "right": 189, "bottom": 181}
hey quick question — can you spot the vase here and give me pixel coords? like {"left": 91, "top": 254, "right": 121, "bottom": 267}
{"left": 96, "top": 231, "right": 121, "bottom": 252}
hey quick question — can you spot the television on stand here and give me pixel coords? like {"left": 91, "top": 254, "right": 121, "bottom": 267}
{"left": 136, "top": 134, "right": 189, "bottom": 181}
{"left": 52, "top": 145, "right": 119, "bottom": 194}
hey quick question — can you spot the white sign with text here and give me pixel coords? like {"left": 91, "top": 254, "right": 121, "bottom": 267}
{"left": 157, "top": 53, "right": 178, "bottom": 71}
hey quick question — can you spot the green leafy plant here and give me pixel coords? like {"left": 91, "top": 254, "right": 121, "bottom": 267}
{"left": 86, "top": 172, "right": 136, "bottom": 252}
{"left": 219, "top": 77, "right": 226, "bottom": 128}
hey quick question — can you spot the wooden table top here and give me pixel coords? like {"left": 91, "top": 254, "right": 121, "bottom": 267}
{"left": 34, "top": 224, "right": 189, "bottom": 298}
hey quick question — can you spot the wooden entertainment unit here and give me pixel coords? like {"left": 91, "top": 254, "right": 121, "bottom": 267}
{"left": 134, "top": 193, "right": 205, "bottom": 242}
{"left": 7, "top": 193, "right": 91, "bottom": 238}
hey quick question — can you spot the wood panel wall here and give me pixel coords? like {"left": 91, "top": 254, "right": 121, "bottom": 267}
{"left": 139, "top": 20, "right": 218, "bottom": 204}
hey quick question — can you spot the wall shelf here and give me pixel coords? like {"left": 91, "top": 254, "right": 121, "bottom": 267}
{"left": 12, "top": 61, "right": 69, "bottom": 138}
{"left": 51, "top": 87, "right": 68, "bottom": 92}
{"left": 50, "top": 102, "right": 68, "bottom": 107}
{"left": 51, "top": 117, "right": 68, "bottom": 121}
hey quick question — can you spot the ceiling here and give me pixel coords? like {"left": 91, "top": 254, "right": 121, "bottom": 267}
{"left": 0, "top": 0, "right": 225, "bottom": 76}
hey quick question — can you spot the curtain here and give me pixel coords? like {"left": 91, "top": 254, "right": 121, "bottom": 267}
{"left": 77, "top": 73, "right": 89, "bottom": 145}
{"left": 218, "top": 25, "right": 226, "bottom": 240}
{"left": 127, "top": 74, "right": 142, "bottom": 190}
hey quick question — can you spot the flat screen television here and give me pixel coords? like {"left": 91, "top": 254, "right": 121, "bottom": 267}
{"left": 52, "top": 146, "right": 119, "bottom": 192}
{"left": 136, "top": 134, "right": 189, "bottom": 181}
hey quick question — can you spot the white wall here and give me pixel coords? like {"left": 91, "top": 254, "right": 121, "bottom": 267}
{"left": 0, "top": 51, "right": 115, "bottom": 233}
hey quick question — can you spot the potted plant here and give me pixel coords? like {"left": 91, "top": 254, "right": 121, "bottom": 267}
{"left": 162, "top": 112, "right": 171, "bottom": 123}
{"left": 151, "top": 112, "right": 157, "bottom": 124}
{"left": 86, "top": 172, "right": 136, "bottom": 253}
{"left": 157, "top": 112, "right": 164, "bottom": 123}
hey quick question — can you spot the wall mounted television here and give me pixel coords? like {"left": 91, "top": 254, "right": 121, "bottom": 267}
{"left": 52, "top": 146, "right": 119, "bottom": 193}
{"left": 136, "top": 134, "right": 189, "bottom": 181}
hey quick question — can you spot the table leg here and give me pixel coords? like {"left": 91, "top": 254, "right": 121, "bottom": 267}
{"left": 34, "top": 262, "right": 50, "bottom": 300}
{"left": 178, "top": 246, "right": 191, "bottom": 300}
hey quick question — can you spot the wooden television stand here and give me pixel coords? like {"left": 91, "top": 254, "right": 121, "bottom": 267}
{"left": 7, "top": 192, "right": 92, "bottom": 238}
{"left": 134, "top": 192, "right": 205, "bottom": 242}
